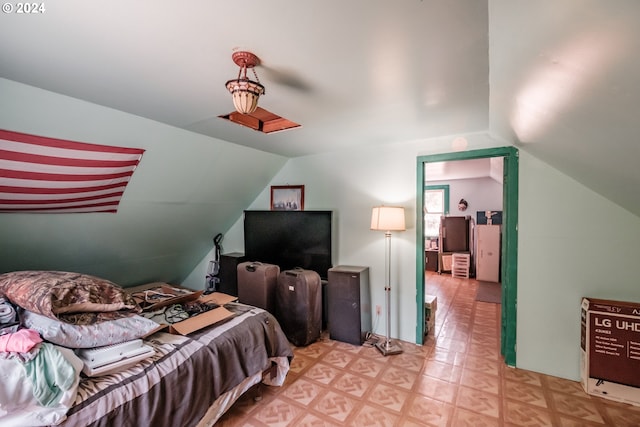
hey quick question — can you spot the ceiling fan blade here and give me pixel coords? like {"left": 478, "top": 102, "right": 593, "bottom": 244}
{"left": 260, "top": 64, "right": 313, "bottom": 93}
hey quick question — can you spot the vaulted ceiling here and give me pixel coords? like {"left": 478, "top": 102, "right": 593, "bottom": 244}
{"left": 1, "top": 1, "right": 639, "bottom": 215}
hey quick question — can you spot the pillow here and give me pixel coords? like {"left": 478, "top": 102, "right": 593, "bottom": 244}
{"left": 22, "top": 310, "right": 161, "bottom": 348}
{"left": 0, "top": 344, "right": 83, "bottom": 426}
{"left": 0, "top": 271, "right": 141, "bottom": 325}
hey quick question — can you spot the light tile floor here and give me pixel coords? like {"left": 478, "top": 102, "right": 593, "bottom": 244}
{"left": 216, "top": 272, "right": 640, "bottom": 426}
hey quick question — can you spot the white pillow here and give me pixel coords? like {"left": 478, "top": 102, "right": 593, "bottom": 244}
{"left": 23, "top": 310, "right": 161, "bottom": 348}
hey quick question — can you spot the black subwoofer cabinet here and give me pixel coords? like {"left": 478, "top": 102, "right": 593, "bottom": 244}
{"left": 218, "top": 252, "right": 246, "bottom": 296}
{"left": 327, "top": 265, "right": 371, "bottom": 345}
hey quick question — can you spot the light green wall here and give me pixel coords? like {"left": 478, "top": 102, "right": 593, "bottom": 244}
{"left": 211, "top": 136, "right": 640, "bottom": 382}
{"left": 517, "top": 150, "right": 640, "bottom": 380}
{"left": 4, "top": 79, "right": 639, "bottom": 383}
{"left": 219, "top": 134, "right": 507, "bottom": 343}
{"left": 0, "top": 78, "right": 287, "bottom": 286}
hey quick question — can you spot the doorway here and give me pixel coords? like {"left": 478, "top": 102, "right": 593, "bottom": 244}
{"left": 415, "top": 147, "right": 518, "bottom": 366}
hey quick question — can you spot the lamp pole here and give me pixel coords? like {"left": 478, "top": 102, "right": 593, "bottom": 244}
{"left": 375, "top": 230, "right": 403, "bottom": 356}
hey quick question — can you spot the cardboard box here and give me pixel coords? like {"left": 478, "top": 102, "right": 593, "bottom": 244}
{"left": 128, "top": 282, "right": 201, "bottom": 312}
{"left": 127, "top": 284, "right": 239, "bottom": 336}
{"left": 167, "top": 292, "right": 237, "bottom": 336}
{"left": 424, "top": 294, "right": 437, "bottom": 335}
{"left": 581, "top": 297, "right": 640, "bottom": 406}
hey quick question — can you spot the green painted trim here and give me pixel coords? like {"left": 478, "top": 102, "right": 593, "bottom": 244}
{"left": 424, "top": 185, "right": 450, "bottom": 238}
{"left": 416, "top": 147, "right": 518, "bottom": 367}
{"left": 416, "top": 158, "right": 426, "bottom": 345}
{"left": 502, "top": 148, "right": 519, "bottom": 366}
{"left": 425, "top": 184, "right": 450, "bottom": 216}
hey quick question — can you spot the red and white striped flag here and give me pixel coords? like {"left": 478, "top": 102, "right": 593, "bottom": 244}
{"left": 0, "top": 129, "right": 145, "bottom": 213}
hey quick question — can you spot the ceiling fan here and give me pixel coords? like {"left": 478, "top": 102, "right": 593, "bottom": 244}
{"left": 220, "top": 50, "right": 303, "bottom": 134}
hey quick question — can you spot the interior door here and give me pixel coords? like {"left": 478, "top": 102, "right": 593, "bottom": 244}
{"left": 417, "top": 146, "right": 519, "bottom": 367}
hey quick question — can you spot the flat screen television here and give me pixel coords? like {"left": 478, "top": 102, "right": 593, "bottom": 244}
{"left": 243, "top": 210, "right": 333, "bottom": 279}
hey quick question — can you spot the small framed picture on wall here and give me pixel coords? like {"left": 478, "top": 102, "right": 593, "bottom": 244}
{"left": 271, "top": 185, "right": 304, "bottom": 211}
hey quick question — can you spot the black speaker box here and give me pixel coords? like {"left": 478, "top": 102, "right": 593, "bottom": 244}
{"left": 327, "top": 266, "right": 370, "bottom": 345}
{"left": 218, "top": 252, "right": 246, "bottom": 296}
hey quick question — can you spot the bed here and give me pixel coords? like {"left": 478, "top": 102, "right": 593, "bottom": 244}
{"left": 0, "top": 271, "right": 293, "bottom": 427}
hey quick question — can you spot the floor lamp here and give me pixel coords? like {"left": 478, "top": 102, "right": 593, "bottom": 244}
{"left": 371, "top": 205, "right": 406, "bottom": 356}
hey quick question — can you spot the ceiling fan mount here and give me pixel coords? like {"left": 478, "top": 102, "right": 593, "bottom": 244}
{"left": 231, "top": 51, "right": 260, "bottom": 69}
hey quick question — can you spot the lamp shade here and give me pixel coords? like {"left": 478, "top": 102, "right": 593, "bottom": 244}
{"left": 371, "top": 206, "right": 406, "bottom": 231}
{"left": 225, "top": 78, "right": 265, "bottom": 114}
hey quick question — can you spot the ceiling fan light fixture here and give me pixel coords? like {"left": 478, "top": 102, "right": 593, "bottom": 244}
{"left": 226, "top": 78, "right": 264, "bottom": 114}
{"left": 225, "top": 51, "right": 265, "bottom": 114}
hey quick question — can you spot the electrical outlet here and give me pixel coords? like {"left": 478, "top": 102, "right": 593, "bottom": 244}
{"left": 376, "top": 305, "right": 382, "bottom": 316}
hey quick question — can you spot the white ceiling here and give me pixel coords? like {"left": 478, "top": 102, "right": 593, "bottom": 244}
{"left": 0, "top": 0, "right": 489, "bottom": 158}
{"left": 426, "top": 158, "right": 503, "bottom": 183}
{"left": 2, "top": 1, "right": 640, "bottom": 214}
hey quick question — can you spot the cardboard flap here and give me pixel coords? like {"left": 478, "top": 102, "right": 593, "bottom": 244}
{"left": 201, "top": 292, "right": 238, "bottom": 305}
{"left": 168, "top": 306, "right": 235, "bottom": 335}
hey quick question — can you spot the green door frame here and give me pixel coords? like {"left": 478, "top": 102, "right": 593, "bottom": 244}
{"left": 415, "top": 146, "right": 519, "bottom": 366}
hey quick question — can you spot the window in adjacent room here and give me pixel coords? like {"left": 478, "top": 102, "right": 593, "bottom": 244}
{"left": 424, "top": 185, "right": 449, "bottom": 238}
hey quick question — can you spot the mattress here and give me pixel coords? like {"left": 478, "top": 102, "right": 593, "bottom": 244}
{"left": 55, "top": 303, "right": 292, "bottom": 427}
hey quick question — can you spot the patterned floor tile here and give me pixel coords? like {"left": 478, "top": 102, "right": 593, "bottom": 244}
{"left": 367, "top": 383, "right": 409, "bottom": 412}
{"left": 470, "top": 334, "right": 499, "bottom": 348}
{"left": 460, "top": 369, "right": 500, "bottom": 395}
{"left": 451, "top": 306, "right": 473, "bottom": 317}
{"left": 303, "top": 363, "right": 344, "bottom": 385}
{"left": 333, "top": 341, "right": 364, "bottom": 354}
{"left": 295, "top": 413, "right": 341, "bottom": 427}
{"left": 436, "top": 326, "right": 470, "bottom": 342}
{"left": 504, "top": 380, "right": 548, "bottom": 408}
{"left": 502, "top": 367, "right": 543, "bottom": 387}
{"left": 282, "top": 378, "right": 326, "bottom": 406}
{"left": 313, "top": 391, "right": 358, "bottom": 423}
{"left": 415, "top": 375, "right": 458, "bottom": 404}
{"left": 543, "top": 374, "right": 587, "bottom": 396}
{"left": 428, "top": 347, "right": 466, "bottom": 366}
{"left": 467, "top": 342, "right": 501, "bottom": 359}
{"left": 295, "top": 342, "right": 330, "bottom": 359}
{"left": 475, "top": 303, "right": 498, "bottom": 314}
{"left": 323, "top": 349, "right": 355, "bottom": 368}
{"left": 450, "top": 407, "right": 501, "bottom": 427}
{"left": 401, "top": 341, "right": 432, "bottom": 357}
{"left": 380, "top": 365, "right": 419, "bottom": 390}
{"left": 405, "top": 395, "right": 453, "bottom": 427}
{"left": 549, "top": 391, "right": 605, "bottom": 424}
{"left": 358, "top": 344, "right": 388, "bottom": 360}
{"left": 603, "top": 404, "right": 640, "bottom": 427}
{"left": 473, "top": 319, "right": 498, "bottom": 330}
{"left": 442, "top": 317, "right": 471, "bottom": 330}
{"left": 219, "top": 272, "right": 640, "bottom": 427}
{"left": 348, "top": 356, "right": 386, "bottom": 378}
{"left": 474, "top": 309, "right": 498, "bottom": 319}
{"left": 464, "top": 354, "right": 501, "bottom": 376}
{"left": 504, "top": 400, "right": 554, "bottom": 427}
{"left": 434, "top": 336, "right": 468, "bottom": 353}
{"left": 456, "top": 385, "right": 501, "bottom": 418}
{"left": 218, "top": 418, "right": 262, "bottom": 427}
{"left": 332, "top": 372, "right": 372, "bottom": 398}
{"left": 557, "top": 415, "right": 606, "bottom": 427}
{"left": 351, "top": 404, "right": 400, "bottom": 426}
{"left": 288, "top": 353, "right": 315, "bottom": 374}
{"left": 387, "top": 352, "right": 425, "bottom": 372}
{"left": 251, "top": 397, "right": 304, "bottom": 427}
